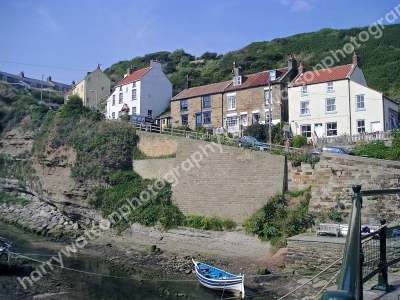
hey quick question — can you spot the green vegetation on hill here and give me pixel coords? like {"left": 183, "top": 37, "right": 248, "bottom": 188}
{"left": 104, "top": 24, "right": 400, "bottom": 100}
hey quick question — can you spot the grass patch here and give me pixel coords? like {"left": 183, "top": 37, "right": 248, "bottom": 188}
{"left": 184, "top": 215, "right": 236, "bottom": 231}
{"left": 243, "top": 187, "right": 315, "bottom": 246}
{"left": 0, "top": 191, "right": 30, "bottom": 206}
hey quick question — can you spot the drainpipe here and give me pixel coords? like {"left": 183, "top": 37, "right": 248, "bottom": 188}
{"left": 348, "top": 79, "right": 352, "bottom": 140}
{"left": 221, "top": 92, "right": 224, "bottom": 133}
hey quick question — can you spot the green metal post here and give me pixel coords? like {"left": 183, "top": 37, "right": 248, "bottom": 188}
{"left": 321, "top": 185, "right": 363, "bottom": 300}
{"left": 372, "top": 218, "right": 394, "bottom": 292}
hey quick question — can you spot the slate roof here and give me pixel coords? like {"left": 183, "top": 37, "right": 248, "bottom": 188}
{"left": 292, "top": 64, "right": 354, "bottom": 87}
{"left": 171, "top": 67, "right": 289, "bottom": 101}
{"left": 115, "top": 67, "right": 151, "bottom": 87}
{"left": 0, "top": 71, "right": 71, "bottom": 89}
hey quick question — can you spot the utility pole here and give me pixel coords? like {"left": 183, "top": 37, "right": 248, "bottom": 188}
{"left": 268, "top": 71, "right": 272, "bottom": 148}
{"left": 41, "top": 75, "right": 43, "bottom": 102}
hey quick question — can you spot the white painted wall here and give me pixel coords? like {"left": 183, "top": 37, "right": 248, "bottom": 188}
{"left": 288, "top": 78, "right": 397, "bottom": 138}
{"left": 140, "top": 61, "right": 172, "bottom": 118}
{"left": 106, "top": 60, "right": 171, "bottom": 120}
{"left": 107, "top": 81, "right": 142, "bottom": 119}
{"left": 289, "top": 79, "right": 351, "bottom": 137}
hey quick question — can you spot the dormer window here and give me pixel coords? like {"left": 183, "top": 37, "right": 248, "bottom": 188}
{"left": 269, "top": 70, "right": 276, "bottom": 81}
{"left": 233, "top": 76, "right": 242, "bottom": 86}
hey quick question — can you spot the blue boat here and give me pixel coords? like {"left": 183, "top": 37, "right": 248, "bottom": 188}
{"left": 192, "top": 259, "right": 245, "bottom": 298}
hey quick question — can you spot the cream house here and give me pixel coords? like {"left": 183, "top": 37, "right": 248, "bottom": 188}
{"left": 71, "top": 65, "right": 111, "bottom": 109}
{"left": 288, "top": 53, "right": 399, "bottom": 141}
{"left": 106, "top": 59, "right": 172, "bottom": 120}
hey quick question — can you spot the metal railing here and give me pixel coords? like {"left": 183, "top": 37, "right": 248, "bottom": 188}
{"left": 321, "top": 186, "right": 400, "bottom": 300}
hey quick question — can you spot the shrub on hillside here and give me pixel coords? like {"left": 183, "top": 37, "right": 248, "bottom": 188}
{"left": 291, "top": 135, "right": 307, "bottom": 148}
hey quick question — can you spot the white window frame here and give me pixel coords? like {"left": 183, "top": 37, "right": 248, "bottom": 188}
{"left": 132, "top": 89, "right": 137, "bottom": 101}
{"left": 356, "top": 94, "right": 365, "bottom": 110}
{"left": 112, "top": 95, "right": 116, "bottom": 105}
{"left": 132, "top": 107, "right": 137, "bottom": 115}
{"left": 326, "top": 122, "right": 337, "bottom": 136}
{"left": 233, "top": 76, "right": 242, "bottom": 86}
{"left": 225, "top": 116, "right": 238, "bottom": 127}
{"left": 227, "top": 93, "right": 236, "bottom": 111}
{"left": 118, "top": 111, "right": 123, "bottom": 118}
{"left": 301, "top": 85, "right": 308, "bottom": 95}
{"left": 327, "top": 82, "right": 334, "bottom": 92}
{"left": 119, "top": 92, "right": 123, "bottom": 104}
{"left": 112, "top": 112, "right": 115, "bottom": 119}
{"left": 301, "top": 124, "right": 312, "bottom": 138}
{"left": 357, "top": 119, "right": 365, "bottom": 133}
{"left": 264, "top": 88, "right": 271, "bottom": 106}
{"left": 326, "top": 98, "right": 336, "bottom": 113}
{"left": 300, "top": 101, "right": 310, "bottom": 115}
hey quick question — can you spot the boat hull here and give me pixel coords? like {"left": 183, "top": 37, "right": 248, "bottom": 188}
{"left": 192, "top": 259, "right": 245, "bottom": 298}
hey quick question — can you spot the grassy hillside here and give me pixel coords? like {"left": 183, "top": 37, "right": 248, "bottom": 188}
{"left": 104, "top": 24, "right": 400, "bottom": 100}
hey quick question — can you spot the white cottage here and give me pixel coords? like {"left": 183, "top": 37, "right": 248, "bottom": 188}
{"left": 288, "top": 53, "right": 399, "bottom": 141}
{"left": 106, "top": 59, "right": 172, "bottom": 120}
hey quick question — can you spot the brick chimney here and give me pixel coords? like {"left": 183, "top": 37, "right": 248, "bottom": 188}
{"left": 47, "top": 76, "right": 52, "bottom": 82}
{"left": 127, "top": 66, "right": 136, "bottom": 75}
{"left": 288, "top": 54, "right": 297, "bottom": 70}
{"left": 298, "top": 63, "right": 306, "bottom": 75}
{"left": 232, "top": 62, "right": 243, "bottom": 78}
{"left": 19, "top": 71, "right": 24, "bottom": 78}
{"left": 352, "top": 52, "right": 361, "bottom": 67}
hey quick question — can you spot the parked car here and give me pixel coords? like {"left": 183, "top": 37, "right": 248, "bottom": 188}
{"left": 130, "top": 114, "right": 160, "bottom": 132}
{"left": 321, "top": 146, "right": 353, "bottom": 155}
{"left": 236, "top": 136, "right": 269, "bottom": 151}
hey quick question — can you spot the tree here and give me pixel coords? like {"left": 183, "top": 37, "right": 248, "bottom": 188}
{"left": 60, "top": 95, "right": 90, "bottom": 118}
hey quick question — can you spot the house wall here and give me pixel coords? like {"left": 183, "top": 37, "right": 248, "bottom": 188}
{"left": 107, "top": 61, "right": 171, "bottom": 120}
{"left": 73, "top": 69, "right": 110, "bottom": 108}
{"left": 140, "top": 61, "right": 172, "bottom": 118}
{"left": 171, "top": 83, "right": 284, "bottom": 134}
{"left": 289, "top": 79, "right": 351, "bottom": 137}
{"left": 383, "top": 97, "right": 399, "bottom": 131}
{"left": 349, "top": 81, "right": 385, "bottom": 134}
{"left": 107, "top": 80, "right": 143, "bottom": 119}
{"left": 84, "top": 68, "right": 111, "bottom": 108}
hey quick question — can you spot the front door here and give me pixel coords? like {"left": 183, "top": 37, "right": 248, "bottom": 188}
{"left": 371, "top": 121, "right": 380, "bottom": 133}
{"left": 195, "top": 113, "right": 202, "bottom": 128}
{"left": 314, "top": 123, "right": 323, "bottom": 138}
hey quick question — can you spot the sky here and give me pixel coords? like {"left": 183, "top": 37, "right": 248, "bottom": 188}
{"left": 1, "top": 0, "right": 400, "bottom": 85}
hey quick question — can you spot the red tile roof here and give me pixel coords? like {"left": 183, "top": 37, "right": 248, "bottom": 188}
{"left": 171, "top": 67, "right": 289, "bottom": 100}
{"left": 115, "top": 67, "right": 151, "bottom": 87}
{"left": 292, "top": 64, "right": 354, "bottom": 87}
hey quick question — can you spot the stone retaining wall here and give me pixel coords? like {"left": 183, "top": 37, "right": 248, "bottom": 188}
{"left": 285, "top": 235, "right": 345, "bottom": 273}
{"left": 287, "top": 154, "right": 400, "bottom": 225}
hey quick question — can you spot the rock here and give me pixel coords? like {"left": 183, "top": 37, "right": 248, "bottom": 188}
{"left": 185, "top": 269, "right": 192, "bottom": 274}
{"left": 72, "top": 223, "right": 79, "bottom": 230}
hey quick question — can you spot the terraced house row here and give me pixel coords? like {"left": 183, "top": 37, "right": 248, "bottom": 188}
{"left": 169, "top": 52, "right": 399, "bottom": 139}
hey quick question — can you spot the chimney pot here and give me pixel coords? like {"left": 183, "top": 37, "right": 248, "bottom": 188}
{"left": 19, "top": 71, "right": 24, "bottom": 77}
{"left": 298, "top": 62, "right": 306, "bottom": 74}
